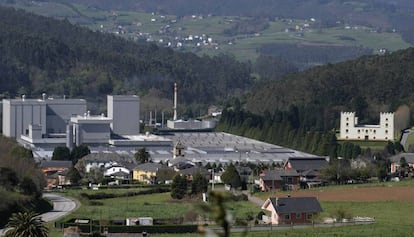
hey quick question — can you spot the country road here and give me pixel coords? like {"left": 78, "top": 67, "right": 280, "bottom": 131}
{"left": 0, "top": 192, "right": 78, "bottom": 236}
{"left": 40, "top": 192, "right": 79, "bottom": 222}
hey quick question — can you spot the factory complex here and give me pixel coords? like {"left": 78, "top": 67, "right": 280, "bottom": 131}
{"left": 2, "top": 92, "right": 320, "bottom": 165}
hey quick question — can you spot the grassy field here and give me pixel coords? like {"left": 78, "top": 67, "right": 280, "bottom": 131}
{"left": 46, "top": 180, "right": 414, "bottom": 237}
{"left": 47, "top": 188, "right": 259, "bottom": 236}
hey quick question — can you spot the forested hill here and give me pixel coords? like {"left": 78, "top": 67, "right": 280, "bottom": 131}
{"left": 245, "top": 47, "right": 414, "bottom": 123}
{"left": 0, "top": 6, "right": 252, "bottom": 110}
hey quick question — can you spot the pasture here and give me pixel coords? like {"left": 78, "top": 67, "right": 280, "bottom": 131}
{"left": 47, "top": 180, "right": 414, "bottom": 237}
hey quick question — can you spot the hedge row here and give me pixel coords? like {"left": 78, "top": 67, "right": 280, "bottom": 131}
{"left": 80, "top": 187, "right": 170, "bottom": 200}
{"left": 60, "top": 223, "right": 198, "bottom": 234}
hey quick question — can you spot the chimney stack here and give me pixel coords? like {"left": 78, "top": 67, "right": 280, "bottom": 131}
{"left": 173, "top": 82, "right": 178, "bottom": 121}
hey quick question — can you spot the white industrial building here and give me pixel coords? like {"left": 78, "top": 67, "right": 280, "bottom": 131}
{"left": 339, "top": 112, "right": 394, "bottom": 141}
{"left": 166, "top": 82, "right": 216, "bottom": 130}
{"left": 2, "top": 94, "right": 87, "bottom": 138}
{"left": 2, "top": 94, "right": 170, "bottom": 151}
{"left": 107, "top": 95, "right": 140, "bottom": 135}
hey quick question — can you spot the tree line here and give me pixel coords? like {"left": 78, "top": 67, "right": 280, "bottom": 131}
{"left": 0, "top": 135, "right": 51, "bottom": 227}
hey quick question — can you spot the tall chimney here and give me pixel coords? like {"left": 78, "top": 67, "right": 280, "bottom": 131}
{"left": 149, "top": 111, "right": 153, "bottom": 126}
{"left": 173, "top": 82, "right": 178, "bottom": 121}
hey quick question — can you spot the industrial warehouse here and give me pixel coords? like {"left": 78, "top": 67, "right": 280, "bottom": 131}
{"left": 1, "top": 93, "right": 320, "bottom": 165}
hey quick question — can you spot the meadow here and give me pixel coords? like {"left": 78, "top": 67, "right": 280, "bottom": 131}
{"left": 47, "top": 179, "right": 414, "bottom": 237}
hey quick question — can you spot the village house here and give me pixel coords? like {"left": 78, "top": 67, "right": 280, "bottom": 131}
{"left": 39, "top": 160, "right": 72, "bottom": 188}
{"left": 389, "top": 153, "right": 414, "bottom": 174}
{"left": 261, "top": 196, "right": 323, "bottom": 225}
{"left": 132, "top": 163, "right": 175, "bottom": 184}
{"left": 259, "top": 169, "right": 299, "bottom": 191}
{"left": 104, "top": 165, "right": 131, "bottom": 180}
{"left": 178, "top": 166, "right": 210, "bottom": 181}
{"left": 79, "top": 152, "right": 136, "bottom": 173}
{"left": 284, "top": 157, "right": 329, "bottom": 187}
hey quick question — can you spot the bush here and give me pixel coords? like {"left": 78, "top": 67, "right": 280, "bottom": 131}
{"left": 230, "top": 193, "right": 248, "bottom": 201}
{"left": 80, "top": 188, "right": 171, "bottom": 200}
{"left": 89, "top": 200, "right": 103, "bottom": 206}
{"left": 333, "top": 207, "right": 353, "bottom": 221}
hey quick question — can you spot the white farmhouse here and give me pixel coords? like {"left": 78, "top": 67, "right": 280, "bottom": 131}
{"left": 339, "top": 112, "right": 394, "bottom": 141}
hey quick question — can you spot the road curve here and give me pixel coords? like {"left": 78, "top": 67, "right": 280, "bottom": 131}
{"left": 0, "top": 192, "right": 78, "bottom": 236}
{"left": 40, "top": 192, "right": 79, "bottom": 222}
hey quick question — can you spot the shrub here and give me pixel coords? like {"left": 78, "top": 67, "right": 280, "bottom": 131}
{"left": 89, "top": 200, "right": 103, "bottom": 206}
{"left": 333, "top": 207, "right": 353, "bottom": 221}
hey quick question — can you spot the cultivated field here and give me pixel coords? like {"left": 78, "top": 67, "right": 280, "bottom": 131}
{"left": 283, "top": 186, "right": 414, "bottom": 201}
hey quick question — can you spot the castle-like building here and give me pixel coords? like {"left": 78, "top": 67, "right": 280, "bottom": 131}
{"left": 339, "top": 112, "right": 394, "bottom": 141}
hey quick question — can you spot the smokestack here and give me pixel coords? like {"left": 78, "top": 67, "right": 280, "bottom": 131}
{"left": 162, "top": 111, "right": 165, "bottom": 128}
{"left": 173, "top": 82, "right": 178, "bottom": 121}
{"left": 149, "top": 111, "right": 153, "bottom": 126}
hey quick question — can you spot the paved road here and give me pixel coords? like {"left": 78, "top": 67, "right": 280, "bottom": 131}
{"left": 0, "top": 193, "right": 78, "bottom": 236}
{"left": 400, "top": 129, "right": 412, "bottom": 150}
{"left": 40, "top": 192, "right": 78, "bottom": 222}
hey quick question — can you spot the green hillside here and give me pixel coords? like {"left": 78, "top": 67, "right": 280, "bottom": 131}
{"left": 1, "top": 0, "right": 412, "bottom": 67}
{"left": 246, "top": 47, "right": 414, "bottom": 121}
{"left": 0, "top": 6, "right": 252, "bottom": 115}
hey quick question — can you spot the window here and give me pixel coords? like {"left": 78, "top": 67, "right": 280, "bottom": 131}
{"left": 366, "top": 130, "right": 369, "bottom": 134}
{"left": 296, "top": 213, "right": 302, "bottom": 219}
{"left": 386, "top": 118, "right": 388, "bottom": 122}
{"left": 385, "top": 123, "right": 388, "bottom": 127}
{"left": 385, "top": 130, "right": 388, "bottom": 134}
{"left": 307, "top": 213, "right": 313, "bottom": 220}
{"left": 357, "top": 129, "right": 360, "bottom": 133}
{"left": 346, "top": 117, "right": 349, "bottom": 121}
{"left": 346, "top": 123, "right": 349, "bottom": 127}
{"left": 345, "top": 129, "right": 349, "bottom": 133}
{"left": 373, "top": 130, "right": 376, "bottom": 134}
{"left": 284, "top": 214, "right": 291, "bottom": 220}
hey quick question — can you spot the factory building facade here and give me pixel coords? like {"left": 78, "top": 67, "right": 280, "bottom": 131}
{"left": 2, "top": 94, "right": 143, "bottom": 147}
{"left": 2, "top": 94, "right": 87, "bottom": 139}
